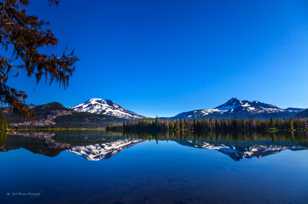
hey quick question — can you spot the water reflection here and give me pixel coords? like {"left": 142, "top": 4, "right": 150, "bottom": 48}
{"left": 1, "top": 132, "right": 308, "bottom": 204}
{"left": 176, "top": 140, "right": 307, "bottom": 161}
{"left": 0, "top": 132, "right": 69, "bottom": 156}
{"left": 70, "top": 139, "right": 143, "bottom": 160}
{"left": 1, "top": 131, "right": 308, "bottom": 161}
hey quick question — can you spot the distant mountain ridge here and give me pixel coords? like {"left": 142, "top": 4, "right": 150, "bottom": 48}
{"left": 174, "top": 98, "right": 304, "bottom": 119}
{"left": 72, "top": 98, "right": 143, "bottom": 119}
{"left": 3, "top": 98, "right": 144, "bottom": 128}
{"left": 3, "top": 97, "right": 308, "bottom": 128}
{"left": 3, "top": 101, "right": 125, "bottom": 128}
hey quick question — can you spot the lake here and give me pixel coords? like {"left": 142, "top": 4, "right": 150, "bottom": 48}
{"left": 1, "top": 132, "right": 308, "bottom": 204}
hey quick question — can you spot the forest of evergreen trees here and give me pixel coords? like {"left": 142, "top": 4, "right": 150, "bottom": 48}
{"left": 0, "top": 113, "right": 8, "bottom": 132}
{"left": 0, "top": 113, "right": 8, "bottom": 144}
{"left": 106, "top": 118, "right": 308, "bottom": 135}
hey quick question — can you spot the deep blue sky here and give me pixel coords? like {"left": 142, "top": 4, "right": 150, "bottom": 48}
{"left": 7, "top": 0, "right": 308, "bottom": 117}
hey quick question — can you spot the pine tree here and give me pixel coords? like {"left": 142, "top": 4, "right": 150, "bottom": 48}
{"left": 0, "top": 0, "right": 77, "bottom": 114}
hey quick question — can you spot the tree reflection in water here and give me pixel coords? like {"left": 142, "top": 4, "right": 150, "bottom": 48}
{"left": 1, "top": 131, "right": 308, "bottom": 160}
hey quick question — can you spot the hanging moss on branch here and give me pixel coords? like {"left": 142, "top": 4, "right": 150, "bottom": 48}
{"left": 0, "top": 0, "right": 78, "bottom": 115}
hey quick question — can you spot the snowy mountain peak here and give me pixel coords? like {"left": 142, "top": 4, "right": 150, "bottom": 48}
{"left": 215, "top": 98, "right": 282, "bottom": 113}
{"left": 216, "top": 98, "right": 241, "bottom": 111}
{"left": 72, "top": 98, "right": 143, "bottom": 119}
{"left": 85, "top": 98, "right": 120, "bottom": 108}
{"left": 174, "top": 98, "right": 304, "bottom": 119}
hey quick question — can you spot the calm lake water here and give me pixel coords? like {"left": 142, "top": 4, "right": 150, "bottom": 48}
{"left": 1, "top": 132, "right": 308, "bottom": 204}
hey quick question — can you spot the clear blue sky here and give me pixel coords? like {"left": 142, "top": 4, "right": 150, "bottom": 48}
{"left": 7, "top": 0, "right": 308, "bottom": 117}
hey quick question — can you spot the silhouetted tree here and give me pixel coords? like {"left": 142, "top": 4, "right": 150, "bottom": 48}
{"left": 0, "top": 0, "right": 77, "bottom": 114}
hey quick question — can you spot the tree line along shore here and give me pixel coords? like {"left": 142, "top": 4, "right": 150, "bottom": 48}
{"left": 2, "top": 116, "right": 308, "bottom": 135}
{"left": 106, "top": 118, "right": 308, "bottom": 134}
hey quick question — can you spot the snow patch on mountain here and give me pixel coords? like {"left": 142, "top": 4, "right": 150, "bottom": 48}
{"left": 200, "top": 108, "right": 221, "bottom": 115}
{"left": 72, "top": 98, "right": 143, "bottom": 119}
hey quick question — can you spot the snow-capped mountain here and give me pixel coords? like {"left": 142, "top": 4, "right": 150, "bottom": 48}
{"left": 72, "top": 98, "right": 143, "bottom": 119}
{"left": 174, "top": 98, "right": 304, "bottom": 119}
{"left": 215, "top": 98, "right": 282, "bottom": 113}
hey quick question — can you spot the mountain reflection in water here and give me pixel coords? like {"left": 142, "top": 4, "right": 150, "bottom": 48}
{"left": 0, "top": 132, "right": 69, "bottom": 156}
{"left": 176, "top": 140, "right": 307, "bottom": 161}
{"left": 1, "top": 132, "right": 308, "bottom": 161}
{"left": 70, "top": 139, "right": 143, "bottom": 160}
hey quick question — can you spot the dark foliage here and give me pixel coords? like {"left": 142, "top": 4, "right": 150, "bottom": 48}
{"left": 106, "top": 118, "right": 308, "bottom": 134}
{"left": 0, "top": 111, "right": 8, "bottom": 132}
{"left": 54, "top": 112, "right": 124, "bottom": 128}
{"left": 0, "top": 0, "right": 77, "bottom": 114}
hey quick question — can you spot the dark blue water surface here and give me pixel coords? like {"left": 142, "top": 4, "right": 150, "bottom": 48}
{"left": 1, "top": 132, "right": 308, "bottom": 204}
